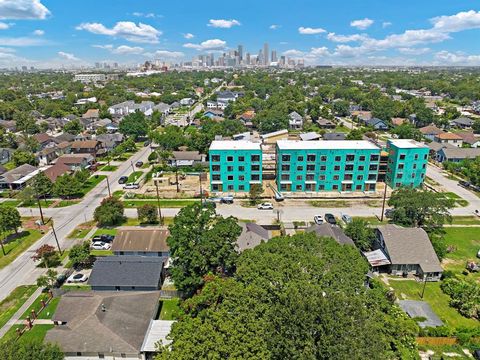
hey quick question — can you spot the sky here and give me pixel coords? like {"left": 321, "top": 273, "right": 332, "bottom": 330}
{"left": 1, "top": 0, "right": 480, "bottom": 68}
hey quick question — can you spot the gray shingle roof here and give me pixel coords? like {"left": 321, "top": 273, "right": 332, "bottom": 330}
{"left": 376, "top": 225, "right": 442, "bottom": 273}
{"left": 111, "top": 228, "right": 170, "bottom": 253}
{"left": 236, "top": 222, "right": 271, "bottom": 252}
{"left": 439, "top": 147, "right": 480, "bottom": 160}
{"left": 88, "top": 256, "right": 165, "bottom": 288}
{"left": 306, "top": 224, "right": 355, "bottom": 246}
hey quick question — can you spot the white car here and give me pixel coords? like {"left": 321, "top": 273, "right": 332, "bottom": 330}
{"left": 91, "top": 241, "right": 111, "bottom": 250}
{"left": 314, "top": 215, "right": 324, "bottom": 225}
{"left": 123, "top": 183, "right": 139, "bottom": 190}
{"left": 257, "top": 202, "right": 273, "bottom": 210}
{"left": 66, "top": 273, "right": 88, "bottom": 283}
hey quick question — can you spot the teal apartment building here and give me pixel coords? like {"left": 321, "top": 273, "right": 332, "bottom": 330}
{"left": 209, "top": 140, "right": 262, "bottom": 192}
{"left": 275, "top": 140, "right": 381, "bottom": 192}
{"left": 385, "top": 139, "right": 429, "bottom": 189}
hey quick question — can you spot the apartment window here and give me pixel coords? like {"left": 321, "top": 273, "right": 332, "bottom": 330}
{"left": 319, "top": 185, "right": 325, "bottom": 190}
{"left": 239, "top": 185, "right": 244, "bottom": 191}
{"left": 369, "top": 164, "right": 378, "bottom": 171}
{"left": 399, "top": 154, "right": 406, "bottom": 160}
{"left": 413, "top": 164, "right": 417, "bottom": 169}
{"left": 282, "top": 164, "right": 290, "bottom": 171}
{"left": 212, "top": 184, "right": 219, "bottom": 191}
{"left": 280, "top": 184, "right": 288, "bottom": 191}
{"left": 357, "top": 175, "right": 364, "bottom": 181}
{"left": 297, "top": 156, "right": 304, "bottom": 162}
{"left": 344, "top": 174, "right": 353, "bottom": 181}
{"left": 251, "top": 174, "right": 260, "bottom": 181}
{"left": 395, "top": 182, "right": 401, "bottom": 188}
{"left": 227, "top": 185, "right": 234, "bottom": 191}
{"left": 227, "top": 175, "right": 234, "bottom": 181}
{"left": 370, "top": 154, "right": 380, "bottom": 162}
{"left": 227, "top": 156, "right": 234, "bottom": 162}
{"left": 396, "top": 173, "right": 403, "bottom": 179}
{"left": 296, "top": 175, "right": 303, "bottom": 181}
{"left": 281, "top": 174, "right": 290, "bottom": 181}
{"left": 358, "top": 165, "right": 364, "bottom": 171}
{"left": 212, "top": 165, "right": 220, "bottom": 172}
{"left": 227, "top": 166, "right": 234, "bottom": 172}
{"left": 238, "top": 156, "right": 245, "bottom": 162}
{"left": 297, "top": 166, "right": 303, "bottom": 171}
{"left": 334, "top": 165, "right": 340, "bottom": 171}
{"left": 320, "top": 165, "right": 326, "bottom": 171}
{"left": 282, "top": 154, "right": 291, "bottom": 162}
{"left": 212, "top": 174, "right": 220, "bottom": 181}
{"left": 412, "top": 173, "right": 416, "bottom": 178}
{"left": 421, "top": 173, "right": 425, "bottom": 178}
{"left": 346, "top": 154, "right": 355, "bottom": 162}
{"left": 296, "top": 185, "right": 303, "bottom": 190}
{"left": 345, "top": 164, "right": 354, "bottom": 171}
{"left": 359, "top": 155, "right": 366, "bottom": 161}
{"left": 333, "top": 175, "right": 339, "bottom": 180}
{"left": 239, "top": 166, "right": 245, "bottom": 172}
{"left": 356, "top": 185, "right": 362, "bottom": 190}
{"left": 319, "top": 175, "right": 326, "bottom": 180}
{"left": 368, "top": 174, "right": 377, "bottom": 181}
{"left": 306, "top": 174, "right": 315, "bottom": 181}
{"left": 398, "top": 163, "right": 404, "bottom": 170}
{"left": 211, "top": 155, "right": 220, "bottom": 162}
{"left": 251, "top": 165, "right": 260, "bottom": 171}
{"left": 307, "top": 164, "right": 315, "bottom": 171}
{"left": 414, "top": 154, "right": 419, "bottom": 160}
{"left": 422, "top": 164, "right": 426, "bottom": 169}
{"left": 307, "top": 154, "right": 316, "bottom": 162}
{"left": 239, "top": 175, "right": 245, "bottom": 181}
{"left": 335, "top": 156, "right": 341, "bottom": 162}
{"left": 251, "top": 155, "right": 260, "bottom": 162}
{"left": 320, "top": 155, "right": 327, "bottom": 162}
{"left": 332, "top": 185, "right": 339, "bottom": 190}
{"left": 424, "top": 154, "right": 428, "bottom": 160}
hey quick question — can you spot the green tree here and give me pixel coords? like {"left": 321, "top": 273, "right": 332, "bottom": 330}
{"left": 74, "top": 168, "right": 90, "bottom": 184}
{"left": 167, "top": 203, "right": 241, "bottom": 297}
{"left": 346, "top": 129, "right": 364, "bottom": 140}
{"left": 94, "top": 196, "right": 125, "bottom": 226}
{"left": 391, "top": 123, "right": 423, "bottom": 141}
{"left": 332, "top": 100, "right": 350, "bottom": 116}
{"left": 12, "top": 150, "right": 37, "bottom": 166}
{"left": 13, "top": 111, "right": 38, "bottom": 134}
{"left": 249, "top": 184, "right": 263, "bottom": 205}
{"left": 473, "top": 120, "right": 480, "bottom": 134}
{"left": 69, "top": 241, "right": 92, "bottom": 268}
{"left": 344, "top": 218, "right": 376, "bottom": 251}
{"left": 63, "top": 118, "right": 83, "bottom": 135}
{"left": 0, "top": 340, "right": 64, "bottom": 360}
{"left": 53, "top": 173, "right": 81, "bottom": 198}
{"left": 31, "top": 244, "right": 59, "bottom": 268}
{"left": 31, "top": 172, "right": 53, "bottom": 200}
{"left": 137, "top": 204, "right": 158, "bottom": 224}
{"left": 36, "top": 269, "right": 58, "bottom": 289}
{"left": 443, "top": 106, "right": 460, "bottom": 120}
{"left": 119, "top": 111, "right": 148, "bottom": 140}
{"left": 0, "top": 206, "right": 22, "bottom": 235}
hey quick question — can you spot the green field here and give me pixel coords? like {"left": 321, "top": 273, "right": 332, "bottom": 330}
{"left": 0, "top": 286, "right": 36, "bottom": 329}
{"left": 0, "top": 230, "right": 43, "bottom": 269}
{"left": 443, "top": 227, "right": 480, "bottom": 278}
{"left": 450, "top": 216, "right": 480, "bottom": 225}
{"left": 2, "top": 324, "right": 54, "bottom": 342}
{"left": 67, "top": 227, "right": 92, "bottom": 239}
{"left": 159, "top": 298, "right": 182, "bottom": 320}
{"left": 90, "top": 249, "right": 113, "bottom": 256}
{"left": 93, "top": 228, "right": 118, "bottom": 237}
{"left": 0, "top": 200, "right": 23, "bottom": 207}
{"left": 387, "top": 279, "right": 479, "bottom": 328}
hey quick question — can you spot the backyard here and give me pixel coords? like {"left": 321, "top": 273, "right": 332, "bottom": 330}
{"left": 0, "top": 230, "right": 43, "bottom": 269}
{"left": 442, "top": 227, "right": 480, "bottom": 278}
{"left": 0, "top": 285, "right": 37, "bottom": 329}
{"left": 159, "top": 298, "right": 182, "bottom": 320}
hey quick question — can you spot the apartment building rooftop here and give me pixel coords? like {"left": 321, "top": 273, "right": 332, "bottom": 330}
{"left": 388, "top": 139, "right": 429, "bottom": 149}
{"left": 276, "top": 140, "right": 380, "bottom": 150}
{"left": 210, "top": 140, "right": 261, "bottom": 151}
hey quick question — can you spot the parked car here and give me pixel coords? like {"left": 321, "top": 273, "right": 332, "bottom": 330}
{"left": 314, "top": 215, "right": 324, "bottom": 225}
{"left": 341, "top": 214, "right": 352, "bottom": 224}
{"left": 55, "top": 269, "right": 73, "bottom": 288}
{"left": 92, "top": 235, "right": 114, "bottom": 243}
{"left": 324, "top": 213, "right": 337, "bottom": 225}
{"left": 66, "top": 273, "right": 89, "bottom": 283}
{"left": 384, "top": 208, "right": 394, "bottom": 218}
{"left": 135, "top": 161, "right": 144, "bottom": 167}
{"left": 257, "top": 202, "right": 274, "bottom": 210}
{"left": 143, "top": 140, "right": 151, "bottom": 147}
{"left": 118, "top": 176, "right": 128, "bottom": 184}
{"left": 458, "top": 180, "right": 471, "bottom": 188}
{"left": 220, "top": 195, "right": 234, "bottom": 204}
{"left": 123, "top": 183, "right": 140, "bottom": 189}
{"left": 91, "top": 241, "right": 111, "bottom": 250}
{"left": 477, "top": 249, "right": 480, "bottom": 258}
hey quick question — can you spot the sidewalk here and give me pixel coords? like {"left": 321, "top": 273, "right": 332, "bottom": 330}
{"left": 0, "top": 287, "right": 42, "bottom": 338}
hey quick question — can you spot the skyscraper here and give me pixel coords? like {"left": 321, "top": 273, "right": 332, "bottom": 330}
{"left": 237, "top": 45, "right": 243, "bottom": 62}
{"left": 271, "top": 50, "right": 277, "bottom": 63}
{"left": 263, "top": 43, "right": 269, "bottom": 66}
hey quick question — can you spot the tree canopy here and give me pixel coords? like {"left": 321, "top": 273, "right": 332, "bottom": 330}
{"left": 119, "top": 111, "right": 149, "bottom": 140}
{"left": 94, "top": 196, "right": 125, "bottom": 226}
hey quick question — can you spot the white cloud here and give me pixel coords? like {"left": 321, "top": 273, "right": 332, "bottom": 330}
{"left": 76, "top": 21, "right": 162, "bottom": 43}
{"left": 32, "top": 29, "right": 44, "bottom": 36}
{"left": 382, "top": 22, "right": 392, "bottom": 28}
{"left": 183, "top": 33, "right": 194, "bottom": 39}
{"left": 112, "top": 45, "right": 144, "bottom": 54}
{"left": 132, "top": 12, "right": 158, "bottom": 18}
{"left": 0, "top": 22, "right": 9, "bottom": 30}
{"left": 269, "top": 24, "right": 280, "bottom": 30}
{"left": 298, "top": 26, "right": 326, "bottom": 35}
{"left": 58, "top": 51, "right": 80, "bottom": 61}
{"left": 0, "top": 0, "right": 50, "bottom": 20}
{"left": 93, "top": 44, "right": 114, "bottom": 50}
{"left": 326, "top": 32, "right": 369, "bottom": 43}
{"left": 398, "top": 47, "right": 431, "bottom": 55}
{"left": 0, "top": 36, "right": 46, "bottom": 46}
{"left": 351, "top": 18, "right": 374, "bottom": 30}
{"left": 183, "top": 39, "right": 226, "bottom": 50}
{"left": 431, "top": 10, "right": 480, "bottom": 32}
{"left": 434, "top": 50, "right": 480, "bottom": 65}
{"left": 283, "top": 49, "right": 305, "bottom": 57}
{"left": 208, "top": 19, "right": 241, "bottom": 28}
{"left": 154, "top": 50, "right": 184, "bottom": 58}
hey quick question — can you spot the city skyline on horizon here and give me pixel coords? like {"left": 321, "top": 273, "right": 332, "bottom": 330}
{"left": 2, "top": 1, "right": 480, "bottom": 68}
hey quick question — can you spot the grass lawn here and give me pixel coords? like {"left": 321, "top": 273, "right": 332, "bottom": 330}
{"left": 128, "top": 171, "right": 143, "bottom": 183}
{"left": 450, "top": 216, "right": 480, "bottom": 225}
{"left": 442, "top": 227, "right": 480, "bottom": 279}
{"left": 67, "top": 227, "right": 91, "bottom": 239}
{"left": 93, "top": 228, "right": 118, "bottom": 237}
{"left": 122, "top": 199, "right": 199, "bottom": 208}
{"left": 387, "top": 279, "right": 479, "bottom": 328}
{"left": 20, "top": 200, "right": 55, "bottom": 208}
{"left": 0, "top": 230, "right": 43, "bottom": 269}
{"left": 442, "top": 192, "right": 469, "bottom": 207}
{"left": 353, "top": 216, "right": 388, "bottom": 226}
{"left": 20, "top": 294, "right": 60, "bottom": 320}
{"left": 310, "top": 200, "right": 351, "bottom": 208}
{"left": 90, "top": 249, "right": 113, "bottom": 256}
{"left": 0, "top": 200, "right": 23, "bottom": 207}
{"left": 54, "top": 200, "right": 79, "bottom": 208}
{"left": 159, "top": 298, "right": 182, "bottom": 320}
{"left": 100, "top": 165, "right": 118, "bottom": 171}
{"left": 113, "top": 190, "right": 124, "bottom": 199}
{"left": 77, "top": 175, "right": 107, "bottom": 197}
{"left": 2, "top": 324, "right": 54, "bottom": 342}
{"left": 0, "top": 286, "right": 36, "bottom": 329}
{"left": 61, "top": 284, "right": 91, "bottom": 291}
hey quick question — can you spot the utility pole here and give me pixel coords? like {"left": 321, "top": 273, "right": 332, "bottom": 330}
{"left": 154, "top": 181, "right": 163, "bottom": 225}
{"left": 51, "top": 223, "right": 62, "bottom": 255}
{"left": 421, "top": 276, "right": 427, "bottom": 299}
{"left": 36, "top": 196, "right": 45, "bottom": 225}
{"left": 380, "top": 182, "right": 388, "bottom": 222}
{"left": 199, "top": 171, "right": 203, "bottom": 204}
{"left": 106, "top": 176, "right": 112, "bottom": 197}
{"left": 175, "top": 163, "right": 179, "bottom": 193}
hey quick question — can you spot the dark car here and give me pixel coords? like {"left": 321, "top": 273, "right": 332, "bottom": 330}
{"left": 118, "top": 176, "right": 128, "bottom": 184}
{"left": 473, "top": 349, "right": 480, "bottom": 360}
{"left": 92, "top": 234, "right": 114, "bottom": 243}
{"left": 135, "top": 161, "right": 144, "bottom": 167}
{"left": 324, "top": 213, "right": 337, "bottom": 225}
{"left": 459, "top": 180, "right": 471, "bottom": 188}
{"left": 143, "top": 140, "right": 151, "bottom": 147}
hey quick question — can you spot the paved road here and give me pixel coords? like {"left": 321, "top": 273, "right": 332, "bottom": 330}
{"left": 0, "top": 146, "right": 152, "bottom": 302}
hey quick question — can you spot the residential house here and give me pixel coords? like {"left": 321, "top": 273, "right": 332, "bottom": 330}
{"left": 456, "top": 131, "right": 480, "bottom": 148}
{"left": 235, "top": 222, "right": 272, "bottom": 252}
{"left": 351, "top": 110, "right": 372, "bottom": 120}
{"left": 105, "top": 122, "right": 119, "bottom": 133}
{"left": 37, "top": 147, "right": 59, "bottom": 166}
{"left": 306, "top": 224, "right": 355, "bottom": 246}
{"left": 88, "top": 256, "right": 165, "bottom": 291}
{"left": 237, "top": 109, "right": 255, "bottom": 128}
{"left": 153, "top": 102, "right": 171, "bottom": 117}
{"left": 56, "top": 154, "right": 95, "bottom": 170}
{"left": 260, "top": 129, "right": 289, "bottom": 144}
{"left": 33, "top": 133, "right": 59, "bottom": 149}
{"left": 203, "top": 109, "right": 224, "bottom": 119}
{"left": 288, "top": 111, "right": 303, "bottom": 129}
{"left": 0, "top": 148, "right": 13, "bottom": 164}
{"left": 82, "top": 109, "right": 100, "bottom": 121}
{"left": 374, "top": 224, "right": 442, "bottom": 281}
{"left": 42, "top": 163, "right": 71, "bottom": 182}
{"left": 90, "top": 118, "right": 112, "bottom": 131}
{"left": 316, "top": 118, "right": 336, "bottom": 129}
{"left": 54, "top": 132, "right": 76, "bottom": 143}
{"left": 419, "top": 125, "right": 444, "bottom": 141}
{"left": 95, "top": 133, "right": 123, "bottom": 151}
{"left": 300, "top": 132, "right": 322, "bottom": 141}
{"left": 436, "top": 146, "right": 480, "bottom": 163}
{"left": 323, "top": 132, "right": 346, "bottom": 141}
{"left": 56, "top": 141, "right": 72, "bottom": 155}
{"left": 179, "top": 97, "right": 194, "bottom": 106}
{"left": 45, "top": 291, "right": 161, "bottom": 358}
{"left": 450, "top": 117, "right": 474, "bottom": 129}
{"left": 108, "top": 101, "right": 154, "bottom": 116}
{"left": 391, "top": 118, "right": 407, "bottom": 127}
{"left": 169, "top": 151, "right": 206, "bottom": 167}
{"left": 364, "top": 118, "right": 389, "bottom": 130}
{"left": 71, "top": 140, "right": 103, "bottom": 157}
{"left": 111, "top": 228, "right": 170, "bottom": 257}
{"left": 0, "top": 164, "right": 39, "bottom": 190}
{"left": 433, "top": 132, "right": 463, "bottom": 147}
{"left": 0, "top": 120, "right": 16, "bottom": 133}
{"left": 216, "top": 91, "right": 237, "bottom": 103}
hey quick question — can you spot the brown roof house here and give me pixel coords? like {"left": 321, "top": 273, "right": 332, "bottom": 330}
{"left": 434, "top": 132, "right": 463, "bottom": 147}
{"left": 82, "top": 108, "right": 100, "bottom": 120}
{"left": 456, "top": 131, "right": 480, "bottom": 148}
{"left": 71, "top": 140, "right": 103, "bottom": 157}
{"left": 45, "top": 291, "right": 160, "bottom": 358}
{"left": 56, "top": 153, "right": 95, "bottom": 170}
{"left": 168, "top": 151, "right": 206, "bottom": 167}
{"left": 419, "top": 125, "right": 444, "bottom": 141}
{"left": 111, "top": 227, "right": 170, "bottom": 257}
{"left": 42, "top": 163, "right": 71, "bottom": 182}
{"left": 374, "top": 224, "right": 442, "bottom": 281}
{"left": 0, "top": 164, "right": 39, "bottom": 190}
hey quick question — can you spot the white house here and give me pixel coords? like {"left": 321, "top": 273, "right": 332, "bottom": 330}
{"left": 288, "top": 111, "right": 303, "bottom": 129}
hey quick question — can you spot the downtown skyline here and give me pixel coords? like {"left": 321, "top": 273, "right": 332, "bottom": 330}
{"left": 1, "top": 0, "right": 480, "bottom": 68}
